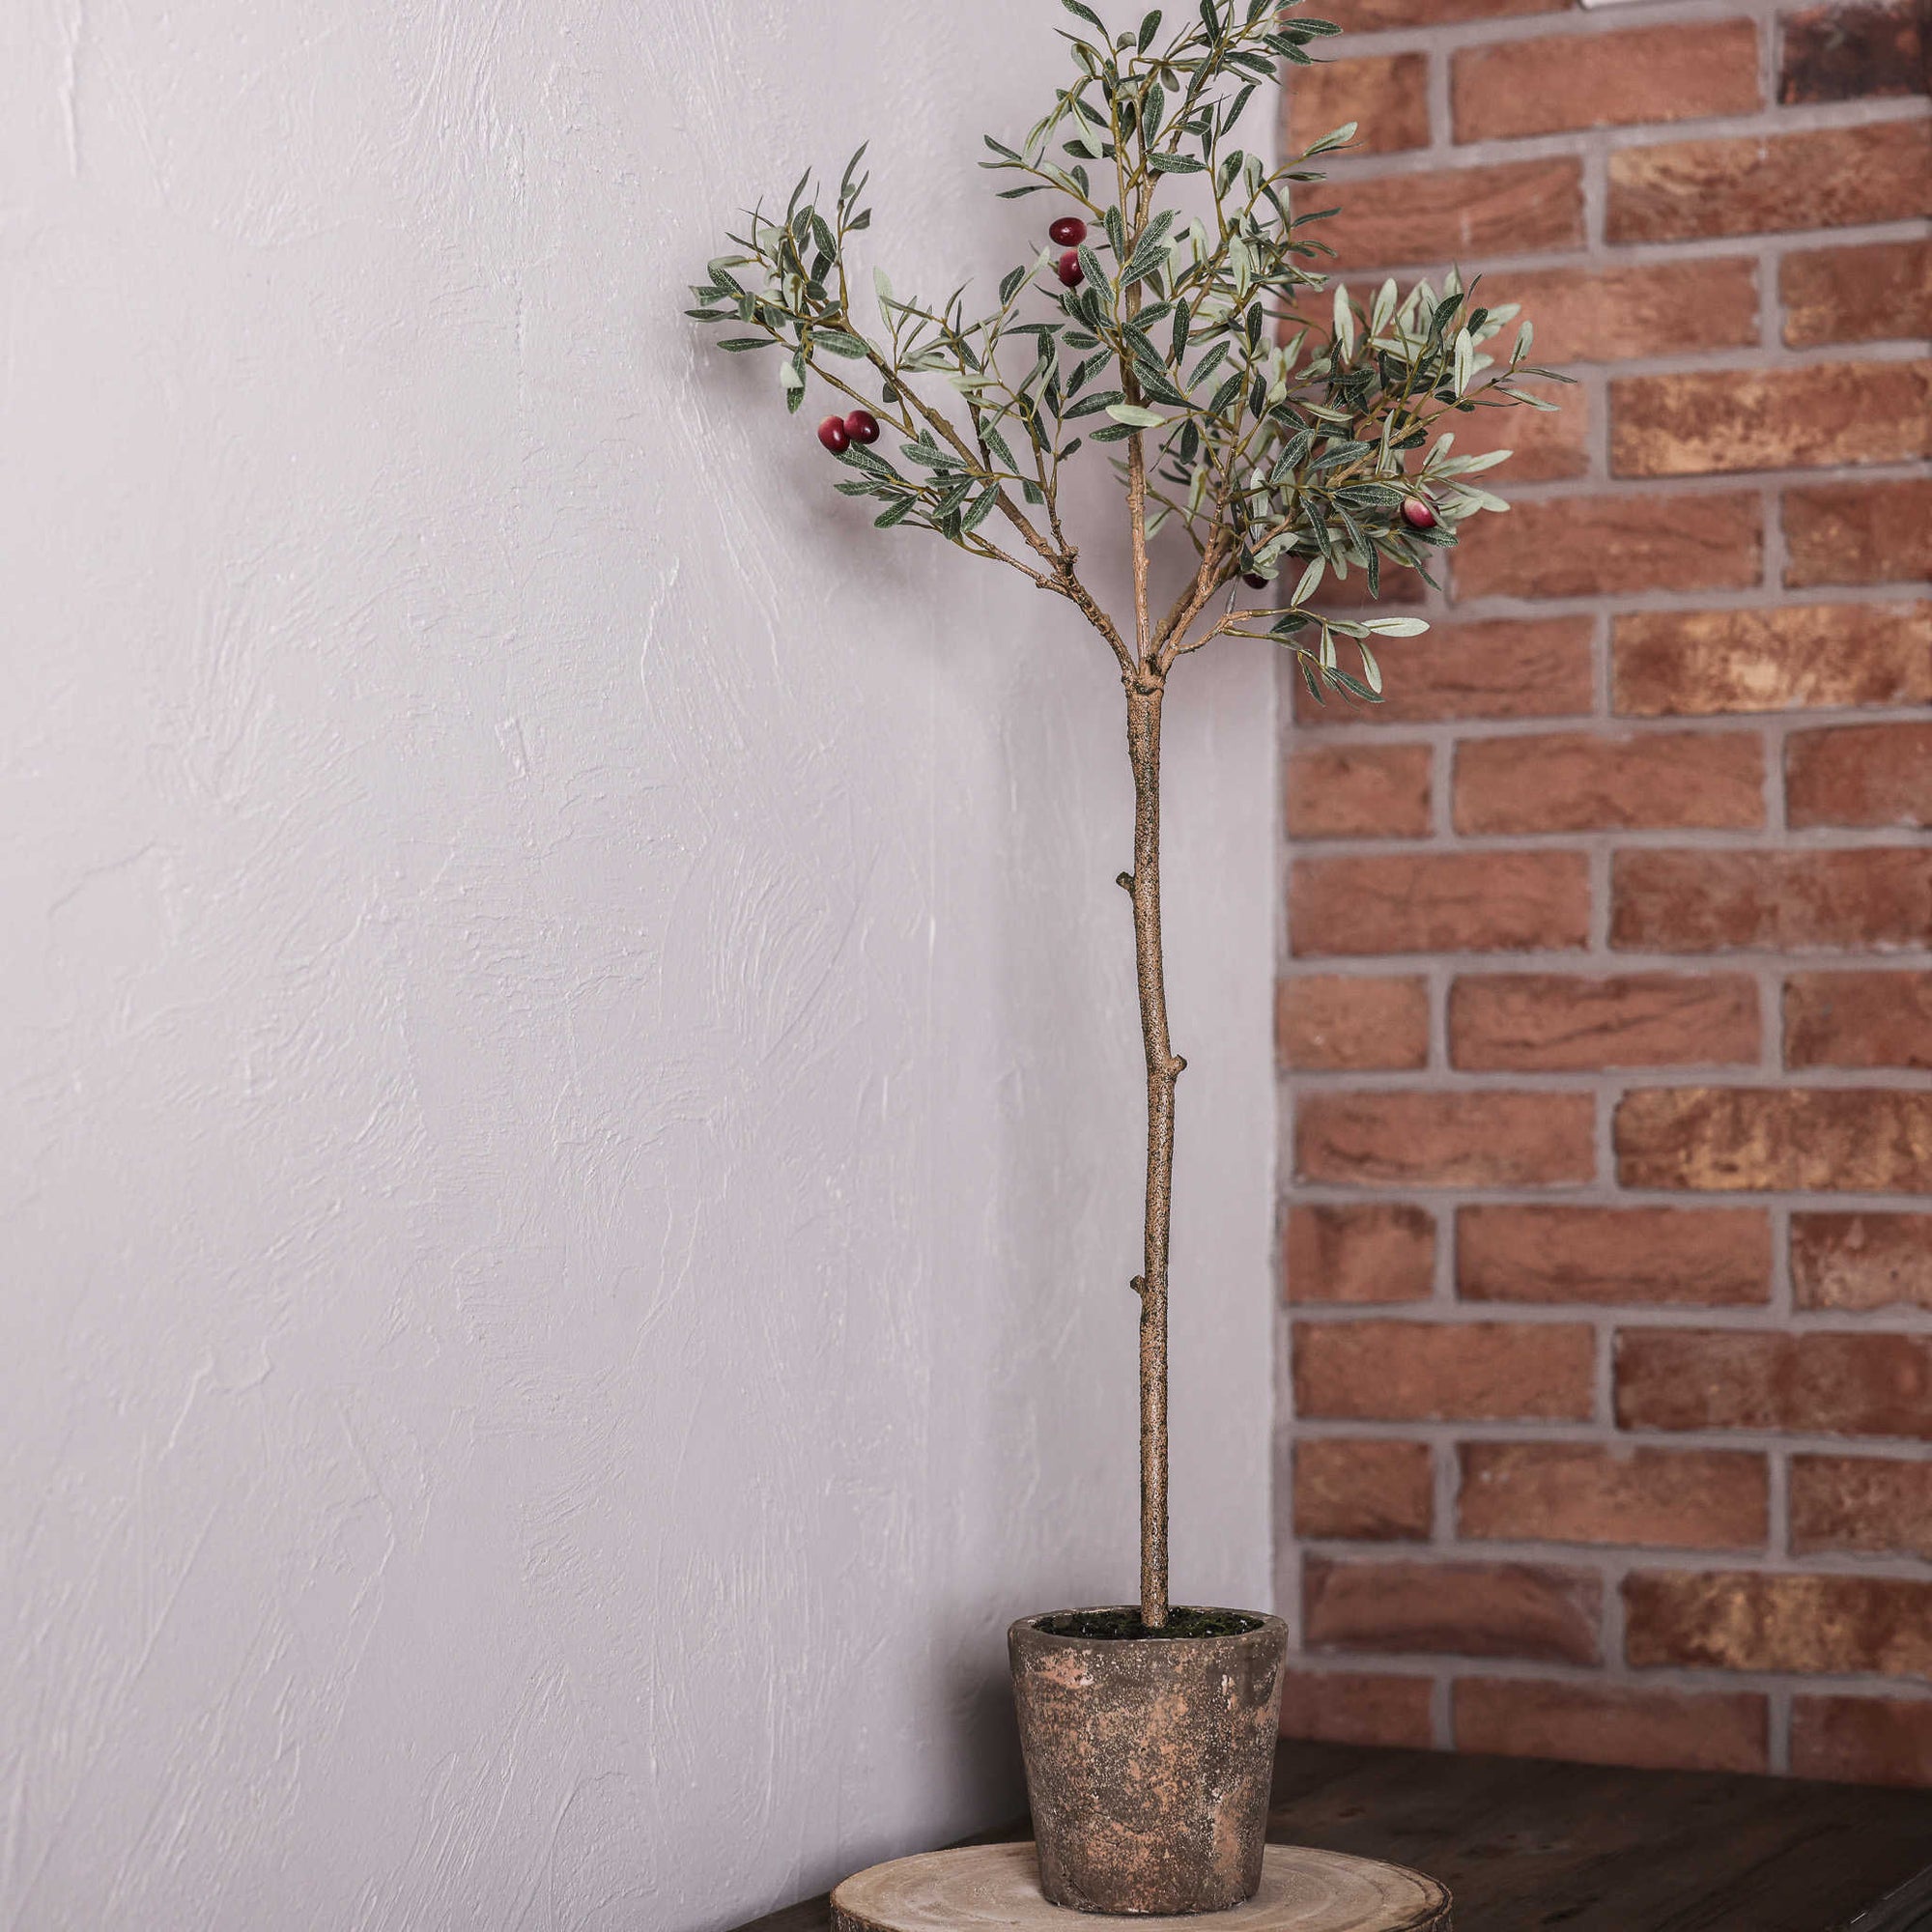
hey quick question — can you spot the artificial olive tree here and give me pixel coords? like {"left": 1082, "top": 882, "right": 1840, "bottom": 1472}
{"left": 690, "top": 0, "right": 1562, "bottom": 1630}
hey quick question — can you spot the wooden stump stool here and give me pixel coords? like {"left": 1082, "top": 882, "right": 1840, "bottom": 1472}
{"left": 831, "top": 1842, "right": 1450, "bottom": 1932}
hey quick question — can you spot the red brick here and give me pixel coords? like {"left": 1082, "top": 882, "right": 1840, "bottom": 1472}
{"left": 1295, "top": 1437, "right": 1435, "bottom": 1541}
{"left": 1294, "top": 1320, "right": 1596, "bottom": 1421}
{"left": 1279, "top": 974, "right": 1431, "bottom": 1071}
{"left": 1297, "top": 1091, "right": 1597, "bottom": 1186}
{"left": 1613, "top": 360, "right": 1932, "bottom": 476}
{"left": 1484, "top": 259, "right": 1759, "bottom": 364}
{"left": 1459, "top": 1205, "right": 1772, "bottom": 1307}
{"left": 1286, "top": 53, "right": 1431, "bottom": 156}
{"left": 1460, "top": 1442, "right": 1768, "bottom": 1549}
{"left": 1784, "top": 479, "right": 1932, "bottom": 587}
{"left": 1616, "top": 1326, "right": 1932, "bottom": 1438}
{"left": 1793, "top": 1211, "right": 1932, "bottom": 1311}
{"left": 1611, "top": 848, "right": 1932, "bottom": 952}
{"left": 1607, "top": 119, "right": 1932, "bottom": 243}
{"left": 1455, "top": 1678, "right": 1768, "bottom": 1775}
{"left": 1787, "top": 971, "right": 1932, "bottom": 1069}
{"left": 1788, "top": 723, "right": 1932, "bottom": 830}
{"left": 1453, "top": 20, "right": 1759, "bottom": 141}
{"left": 1306, "top": 1555, "right": 1603, "bottom": 1663}
{"left": 1319, "top": 0, "right": 1570, "bottom": 26}
{"left": 1792, "top": 1455, "right": 1932, "bottom": 1558}
{"left": 1319, "top": 158, "right": 1584, "bottom": 270}
{"left": 1780, "top": 0, "right": 1927, "bottom": 100}
{"left": 1287, "top": 1203, "right": 1436, "bottom": 1305}
{"left": 1781, "top": 239, "right": 1932, "bottom": 347}
{"left": 1616, "top": 1086, "right": 1932, "bottom": 1195}
{"left": 1293, "top": 851, "right": 1590, "bottom": 957}
{"left": 1278, "top": 1667, "right": 1435, "bottom": 1748}
{"left": 1320, "top": 0, "right": 1570, "bottom": 25}
{"left": 1455, "top": 731, "right": 1763, "bottom": 835}
{"left": 1287, "top": 743, "right": 1433, "bottom": 840}
{"left": 1293, "top": 617, "right": 1595, "bottom": 724}
{"left": 1453, "top": 492, "right": 1762, "bottom": 601}
{"left": 1626, "top": 1570, "right": 1932, "bottom": 1680}
{"left": 1791, "top": 1696, "right": 1932, "bottom": 1786}
{"left": 1450, "top": 973, "right": 1759, "bottom": 1071}
{"left": 1615, "top": 601, "right": 1932, "bottom": 714}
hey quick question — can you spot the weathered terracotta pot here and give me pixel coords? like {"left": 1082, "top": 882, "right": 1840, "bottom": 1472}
{"left": 1009, "top": 1607, "right": 1290, "bottom": 1916}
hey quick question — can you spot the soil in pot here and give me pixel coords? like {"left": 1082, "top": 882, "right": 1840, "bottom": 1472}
{"left": 1034, "top": 1608, "right": 1264, "bottom": 1641}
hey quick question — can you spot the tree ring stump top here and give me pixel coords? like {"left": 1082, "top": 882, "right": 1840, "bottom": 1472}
{"left": 831, "top": 1842, "right": 1450, "bottom": 1932}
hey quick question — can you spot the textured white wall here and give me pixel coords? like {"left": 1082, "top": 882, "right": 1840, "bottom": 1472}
{"left": 0, "top": 3, "right": 1275, "bottom": 1927}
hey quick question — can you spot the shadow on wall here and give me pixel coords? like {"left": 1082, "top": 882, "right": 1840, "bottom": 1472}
{"left": 943, "top": 1633, "right": 1030, "bottom": 1827}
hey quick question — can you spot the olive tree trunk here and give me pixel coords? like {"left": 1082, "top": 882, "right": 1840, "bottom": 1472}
{"left": 1123, "top": 679, "right": 1181, "bottom": 1629}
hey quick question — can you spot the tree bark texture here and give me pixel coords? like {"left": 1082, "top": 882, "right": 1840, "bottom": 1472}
{"left": 1125, "top": 679, "right": 1181, "bottom": 1629}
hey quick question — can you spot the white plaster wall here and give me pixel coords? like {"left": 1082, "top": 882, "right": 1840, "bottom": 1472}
{"left": 0, "top": 3, "right": 1275, "bottom": 1927}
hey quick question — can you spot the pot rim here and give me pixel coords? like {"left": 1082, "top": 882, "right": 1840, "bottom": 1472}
{"left": 1010, "top": 1605, "right": 1289, "bottom": 1648}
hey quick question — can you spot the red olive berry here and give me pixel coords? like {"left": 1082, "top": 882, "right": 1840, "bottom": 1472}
{"left": 817, "top": 414, "right": 850, "bottom": 454}
{"left": 1242, "top": 573, "right": 1268, "bottom": 590}
{"left": 844, "top": 409, "right": 881, "bottom": 445}
{"left": 1055, "top": 248, "right": 1084, "bottom": 288}
{"left": 1401, "top": 496, "right": 1437, "bottom": 530}
{"left": 1048, "top": 215, "right": 1088, "bottom": 248}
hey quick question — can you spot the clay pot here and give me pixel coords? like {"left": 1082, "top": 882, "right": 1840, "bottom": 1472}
{"left": 1009, "top": 1607, "right": 1290, "bottom": 1916}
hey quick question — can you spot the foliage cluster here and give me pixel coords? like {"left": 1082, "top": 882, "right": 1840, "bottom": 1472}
{"left": 689, "top": 0, "right": 1564, "bottom": 698}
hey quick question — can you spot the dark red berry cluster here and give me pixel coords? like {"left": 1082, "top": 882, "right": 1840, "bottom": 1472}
{"left": 1051, "top": 214, "right": 1087, "bottom": 286}
{"left": 818, "top": 409, "right": 881, "bottom": 454}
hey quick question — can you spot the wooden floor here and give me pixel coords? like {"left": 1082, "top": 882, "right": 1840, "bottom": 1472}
{"left": 1264, "top": 1740, "right": 1932, "bottom": 1932}
{"left": 733, "top": 1738, "right": 1932, "bottom": 1932}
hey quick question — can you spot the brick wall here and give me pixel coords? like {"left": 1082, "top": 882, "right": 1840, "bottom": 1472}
{"left": 1272, "top": 0, "right": 1932, "bottom": 1784}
